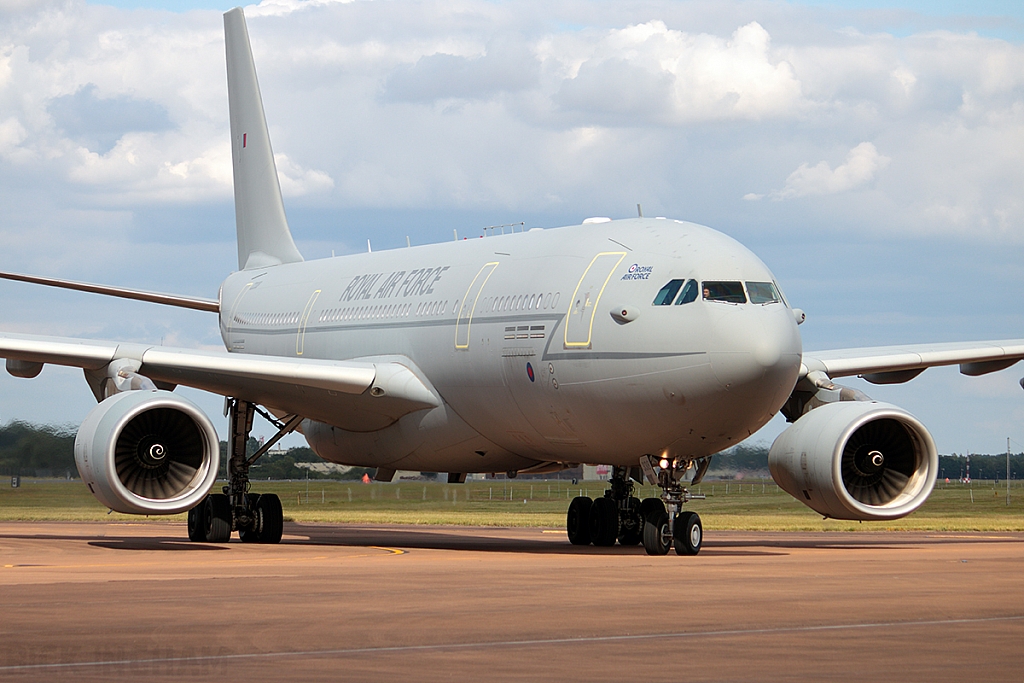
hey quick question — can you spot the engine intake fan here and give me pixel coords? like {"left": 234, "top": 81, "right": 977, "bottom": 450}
{"left": 769, "top": 401, "right": 937, "bottom": 521}
{"left": 75, "top": 390, "right": 219, "bottom": 515}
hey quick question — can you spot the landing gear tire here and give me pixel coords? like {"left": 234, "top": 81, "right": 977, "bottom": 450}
{"left": 204, "top": 493, "right": 232, "bottom": 543}
{"left": 643, "top": 510, "right": 670, "bottom": 556}
{"left": 238, "top": 493, "right": 263, "bottom": 543}
{"left": 187, "top": 502, "right": 207, "bottom": 542}
{"left": 589, "top": 496, "right": 620, "bottom": 547}
{"left": 639, "top": 497, "right": 664, "bottom": 524}
{"left": 617, "top": 497, "right": 643, "bottom": 546}
{"left": 567, "top": 496, "right": 593, "bottom": 545}
{"left": 673, "top": 511, "right": 702, "bottom": 556}
{"left": 254, "top": 493, "right": 284, "bottom": 544}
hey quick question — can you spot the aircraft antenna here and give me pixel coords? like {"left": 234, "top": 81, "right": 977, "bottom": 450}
{"left": 637, "top": 204, "right": 643, "bottom": 218}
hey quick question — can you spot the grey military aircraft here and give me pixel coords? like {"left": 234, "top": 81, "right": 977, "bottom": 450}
{"left": 2, "top": 8, "right": 1022, "bottom": 555}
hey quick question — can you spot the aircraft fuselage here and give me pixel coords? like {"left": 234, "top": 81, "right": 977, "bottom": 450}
{"left": 219, "top": 217, "right": 803, "bottom": 473}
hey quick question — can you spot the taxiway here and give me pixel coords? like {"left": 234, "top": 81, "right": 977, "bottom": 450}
{"left": 0, "top": 521, "right": 1021, "bottom": 681}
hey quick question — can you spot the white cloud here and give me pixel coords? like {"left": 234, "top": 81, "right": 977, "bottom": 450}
{"left": 761, "top": 142, "right": 890, "bottom": 200}
{"left": 548, "top": 21, "right": 803, "bottom": 124}
{"left": 245, "top": 0, "right": 356, "bottom": 19}
{"left": 274, "top": 152, "right": 335, "bottom": 196}
{"left": 0, "top": 117, "right": 27, "bottom": 154}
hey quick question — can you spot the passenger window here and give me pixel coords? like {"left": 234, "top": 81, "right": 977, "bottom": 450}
{"left": 746, "top": 281, "right": 780, "bottom": 304}
{"left": 653, "top": 279, "right": 684, "bottom": 305}
{"left": 702, "top": 281, "right": 746, "bottom": 303}
{"left": 675, "top": 279, "right": 698, "bottom": 305}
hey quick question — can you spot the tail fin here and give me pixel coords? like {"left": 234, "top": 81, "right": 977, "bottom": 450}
{"left": 224, "top": 7, "right": 303, "bottom": 271}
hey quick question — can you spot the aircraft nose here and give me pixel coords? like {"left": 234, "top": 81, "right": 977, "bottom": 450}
{"left": 709, "top": 306, "right": 802, "bottom": 397}
{"left": 753, "top": 334, "right": 783, "bottom": 370}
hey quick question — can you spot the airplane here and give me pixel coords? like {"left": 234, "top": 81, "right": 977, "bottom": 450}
{"left": 2, "top": 7, "right": 1023, "bottom": 555}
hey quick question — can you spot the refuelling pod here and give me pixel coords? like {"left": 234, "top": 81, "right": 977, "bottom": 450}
{"left": 768, "top": 401, "right": 938, "bottom": 521}
{"left": 75, "top": 390, "right": 220, "bottom": 515}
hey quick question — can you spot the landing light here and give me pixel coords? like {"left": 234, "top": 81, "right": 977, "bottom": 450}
{"left": 659, "top": 458, "right": 670, "bottom": 470}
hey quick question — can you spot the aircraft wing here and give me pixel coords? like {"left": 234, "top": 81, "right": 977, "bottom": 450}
{"left": 801, "top": 339, "right": 1024, "bottom": 384}
{"left": 0, "top": 332, "right": 439, "bottom": 431}
{"left": 0, "top": 270, "right": 220, "bottom": 312}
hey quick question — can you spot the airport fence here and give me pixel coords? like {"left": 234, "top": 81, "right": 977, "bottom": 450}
{"left": 282, "top": 477, "right": 1024, "bottom": 507}
{"left": 282, "top": 479, "right": 792, "bottom": 506}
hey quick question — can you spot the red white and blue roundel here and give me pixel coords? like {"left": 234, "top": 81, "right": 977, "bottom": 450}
{"left": 526, "top": 362, "right": 535, "bottom": 382}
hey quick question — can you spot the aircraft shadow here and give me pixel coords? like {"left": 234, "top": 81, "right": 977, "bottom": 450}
{"left": 0, "top": 525, "right": 1018, "bottom": 555}
{"left": 285, "top": 523, "right": 788, "bottom": 556}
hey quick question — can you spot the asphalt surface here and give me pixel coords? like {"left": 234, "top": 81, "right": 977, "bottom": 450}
{"left": 0, "top": 521, "right": 1022, "bottom": 682}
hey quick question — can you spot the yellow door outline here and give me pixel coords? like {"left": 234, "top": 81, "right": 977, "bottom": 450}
{"left": 564, "top": 252, "right": 626, "bottom": 348}
{"left": 296, "top": 289, "right": 321, "bottom": 355}
{"left": 455, "top": 262, "right": 499, "bottom": 350}
{"left": 226, "top": 282, "right": 254, "bottom": 332}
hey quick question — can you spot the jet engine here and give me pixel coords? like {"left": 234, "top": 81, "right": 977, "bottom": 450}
{"left": 768, "top": 401, "right": 938, "bottom": 521}
{"left": 75, "top": 390, "right": 220, "bottom": 515}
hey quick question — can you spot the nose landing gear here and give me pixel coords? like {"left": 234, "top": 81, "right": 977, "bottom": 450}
{"left": 638, "top": 454, "right": 705, "bottom": 556}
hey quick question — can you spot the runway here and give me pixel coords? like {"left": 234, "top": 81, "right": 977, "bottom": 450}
{"left": 1, "top": 522, "right": 1021, "bottom": 681}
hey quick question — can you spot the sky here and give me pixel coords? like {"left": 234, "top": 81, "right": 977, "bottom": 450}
{"left": 1, "top": 0, "right": 1024, "bottom": 455}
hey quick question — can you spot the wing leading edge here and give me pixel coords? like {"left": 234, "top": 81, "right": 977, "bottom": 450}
{"left": 0, "top": 332, "right": 439, "bottom": 431}
{"left": 801, "top": 339, "right": 1024, "bottom": 384}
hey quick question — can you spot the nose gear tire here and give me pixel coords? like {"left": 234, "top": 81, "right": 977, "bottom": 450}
{"left": 643, "top": 510, "right": 670, "bottom": 555}
{"left": 673, "top": 511, "right": 702, "bottom": 555}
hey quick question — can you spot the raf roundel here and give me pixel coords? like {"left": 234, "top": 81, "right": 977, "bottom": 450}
{"left": 526, "top": 362, "right": 535, "bottom": 382}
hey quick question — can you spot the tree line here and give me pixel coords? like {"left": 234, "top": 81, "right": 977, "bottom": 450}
{"left": 0, "top": 420, "right": 1021, "bottom": 480}
{"left": 0, "top": 421, "right": 370, "bottom": 480}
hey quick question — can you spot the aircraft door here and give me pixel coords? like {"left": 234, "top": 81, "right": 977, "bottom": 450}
{"left": 296, "top": 289, "right": 321, "bottom": 356}
{"left": 564, "top": 252, "right": 626, "bottom": 349}
{"left": 455, "top": 262, "right": 499, "bottom": 350}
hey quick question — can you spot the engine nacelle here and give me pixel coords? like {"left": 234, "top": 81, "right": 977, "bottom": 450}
{"left": 768, "top": 401, "right": 938, "bottom": 521}
{"left": 75, "top": 390, "right": 220, "bottom": 515}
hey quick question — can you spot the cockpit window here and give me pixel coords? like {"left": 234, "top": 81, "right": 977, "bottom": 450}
{"left": 773, "top": 280, "right": 790, "bottom": 307}
{"left": 746, "top": 281, "right": 780, "bottom": 304}
{"left": 675, "top": 279, "right": 698, "bottom": 305}
{"left": 703, "top": 281, "right": 746, "bottom": 304}
{"left": 653, "top": 279, "right": 684, "bottom": 305}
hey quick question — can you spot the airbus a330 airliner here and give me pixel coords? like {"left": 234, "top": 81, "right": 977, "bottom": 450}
{"left": 1, "top": 8, "right": 1022, "bottom": 555}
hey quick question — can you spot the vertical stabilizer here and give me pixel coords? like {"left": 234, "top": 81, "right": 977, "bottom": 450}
{"left": 224, "top": 8, "right": 303, "bottom": 271}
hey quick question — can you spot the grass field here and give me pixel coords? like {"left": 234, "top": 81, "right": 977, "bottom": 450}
{"left": 2, "top": 477, "right": 1023, "bottom": 531}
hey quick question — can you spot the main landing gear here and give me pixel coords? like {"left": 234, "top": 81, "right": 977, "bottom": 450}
{"left": 187, "top": 399, "right": 302, "bottom": 544}
{"left": 566, "top": 466, "right": 644, "bottom": 547}
{"left": 565, "top": 459, "right": 706, "bottom": 556}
